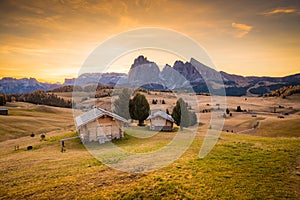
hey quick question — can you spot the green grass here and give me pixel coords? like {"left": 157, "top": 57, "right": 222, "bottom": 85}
{"left": 0, "top": 130, "right": 299, "bottom": 199}
{"left": 114, "top": 127, "right": 181, "bottom": 153}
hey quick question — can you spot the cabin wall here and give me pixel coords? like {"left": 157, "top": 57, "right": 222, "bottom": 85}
{"left": 151, "top": 116, "right": 166, "bottom": 127}
{"left": 78, "top": 116, "right": 124, "bottom": 143}
{"left": 149, "top": 116, "right": 173, "bottom": 131}
{"left": 166, "top": 120, "right": 173, "bottom": 128}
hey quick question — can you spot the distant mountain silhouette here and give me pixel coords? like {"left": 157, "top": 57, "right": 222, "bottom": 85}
{"left": 1, "top": 56, "right": 299, "bottom": 96}
{"left": 0, "top": 77, "right": 60, "bottom": 94}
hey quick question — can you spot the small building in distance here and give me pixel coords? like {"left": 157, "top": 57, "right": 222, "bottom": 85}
{"left": 11, "top": 96, "right": 16, "bottom": 103}
{"left": 0, "top": 108, "right": 8, "bottom": 115}
{"left": 75, "top": 107, "right": 128, "bottom": 144}
{"left": 147, "top": 110, "right": 174, "bottom": 131}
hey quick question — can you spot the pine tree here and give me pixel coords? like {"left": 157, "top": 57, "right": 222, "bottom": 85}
{"left": 226, "top": 108, "right": 230, "bottom": 115}
{"left": 152, "top": 99, "right": 157, "bottom": 104}
{"left": 189, "top": 111, "right": 197, "bottom": 126}
{"left": 172, "top": 98, "right": 190, "bottom": 130}
{"left": 131, "top": 93, "right": 150, "bottom": 126}
{"left": 113, "top": 88, "right": 131, "bottom": 119}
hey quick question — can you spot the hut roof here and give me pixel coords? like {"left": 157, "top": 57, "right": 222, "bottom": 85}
{"left": 75, "top": 107, "right": 128, "bottom": 128}
{"left": 146, "top": 110, "right": 174, "bottom": 122}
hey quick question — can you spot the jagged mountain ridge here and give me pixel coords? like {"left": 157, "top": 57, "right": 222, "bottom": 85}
{"left": 126, "top": 56, "right": 300, "bottom": 96}
{"left": 1, "top": 55, "right": 299, "bottom": 96}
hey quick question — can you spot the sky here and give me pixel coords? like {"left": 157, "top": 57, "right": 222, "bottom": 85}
{"left": 0, "top": 0, "right": 299, "bottom": 83}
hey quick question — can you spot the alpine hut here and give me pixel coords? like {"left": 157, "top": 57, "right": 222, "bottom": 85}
{"left": 147, "top": 110, "right": 174, "bottom": 131}
{"left": 75, "top": 107, "right": 128, "bottom": 144}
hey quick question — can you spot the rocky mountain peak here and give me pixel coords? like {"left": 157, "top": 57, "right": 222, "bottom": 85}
{"left": 130, "top": 55, "right": 152, "bottom": 69}
{"left": 172, "top": 60, "right": 202, "bottom": 83}
{"left": 128, "top": 56, "right": 162, "bottom": 88}
{"left": 63, "top": 78, "right": 76, "bottom": 86}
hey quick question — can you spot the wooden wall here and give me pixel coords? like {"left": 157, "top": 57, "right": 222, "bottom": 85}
{"left": 79, "top": 115, "right": 124, "bottom": 143}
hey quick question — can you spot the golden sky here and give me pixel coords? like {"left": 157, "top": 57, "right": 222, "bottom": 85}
{"left": 0, "top": 0, "right": 299, "bottom": 83}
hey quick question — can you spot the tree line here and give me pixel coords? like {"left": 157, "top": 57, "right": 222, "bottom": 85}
{"left": 5, "top": 90, "right": 72, "bottom": 108}
{"left": 48, "top": 85, "right": 115, "bottom": 93}
{"left": 264, "top": 85, "right": 300, "bottom": 98}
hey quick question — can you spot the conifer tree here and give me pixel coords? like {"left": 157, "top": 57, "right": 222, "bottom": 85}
{"left": 113, "top": 88, "right": 131, "bottom": 119}
{"left": 131, "top": 93, "right": 150, "bottom": 126}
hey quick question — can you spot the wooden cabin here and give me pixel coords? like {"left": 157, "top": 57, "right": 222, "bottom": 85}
{"left": 147, "top": 110, "right": 174, "bottom": 131}
{"left": 75, "top": 107, "right": 128, "bottom": 144}
{"left": 0, "top": 108, "right": 8, "bottom": 115}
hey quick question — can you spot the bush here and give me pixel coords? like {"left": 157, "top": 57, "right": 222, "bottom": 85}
{"left": 30, "top": 133, "right": 35, "bottom": 137}
{"left": 40, "top": 134, "right": 46, "bottom": 141}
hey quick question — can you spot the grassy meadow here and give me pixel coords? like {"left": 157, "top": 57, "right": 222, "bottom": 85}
{"left": 0, "top": 99, "right": 300, "bottom": 199}
{"left": 0, "top": 102, "right": 74, "bottom": 142}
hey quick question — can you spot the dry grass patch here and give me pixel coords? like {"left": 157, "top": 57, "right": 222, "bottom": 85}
{"left": 0, "top": 102, "right": 74, "bottom": 142}
{"left": 255, "top": 118, "right": 300, "bottom": 137}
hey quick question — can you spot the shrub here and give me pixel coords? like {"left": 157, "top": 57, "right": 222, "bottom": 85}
{"left": 40, "top": 134, "right": 46, "bottom": 141}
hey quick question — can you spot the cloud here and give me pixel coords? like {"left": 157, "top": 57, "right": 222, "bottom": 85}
{"left": 262, "top": 8, "right": 299, "bottom": 15}
{"left": 231, "top": 22, "right": 253, "bottom": 38}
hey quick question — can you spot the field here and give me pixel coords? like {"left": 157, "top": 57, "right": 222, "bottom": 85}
{"left": 0, "top": 102, "right": 75, "bottom": 142}
{"left": 0, "top": 96, "right": 299, "bottom": 199}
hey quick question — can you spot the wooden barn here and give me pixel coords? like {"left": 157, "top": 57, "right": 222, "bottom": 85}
{"left": 75, "top": 107, "right": 128, "bottom": 144}
{"left": 0, "top": 108, "right": 8, "bottom": 115}
{"left": 147, "top": 110, "right": 174, "bottom": 131}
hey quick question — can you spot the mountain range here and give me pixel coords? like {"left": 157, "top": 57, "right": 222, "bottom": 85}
{"left": 0, "top": 77, "right": 60, "bottom": 94}
{"left": 1, "top": 55, "right": 299, "bottom": 96}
